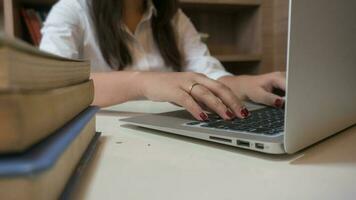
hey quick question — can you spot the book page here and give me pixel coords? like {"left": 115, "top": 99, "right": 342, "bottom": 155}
{"left": 0, "top": 33, "right": 87, "bottom": 62}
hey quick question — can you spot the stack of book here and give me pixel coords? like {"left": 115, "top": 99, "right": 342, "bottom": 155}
{"left": 0, "top": 34, "right": 100, "bottom": 199}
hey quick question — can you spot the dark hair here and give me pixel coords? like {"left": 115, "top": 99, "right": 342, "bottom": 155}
{"left": 89, "top": 0, "right": 183, "bottom": 71}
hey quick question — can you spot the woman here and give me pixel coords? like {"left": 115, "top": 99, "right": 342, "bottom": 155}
{"left": 40, "top": 0, "right": 286, "bottom": 121}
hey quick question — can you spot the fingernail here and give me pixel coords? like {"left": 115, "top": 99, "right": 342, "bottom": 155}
{"left": 199, "top": 112, "right": 209, "bottom": 121}
{"left": 274, "top": 99, "right": 284, "bottom": 108}
{"left": 226, "top": 110, "right": 235, "bottom": 119}
{"left": 240, "top": 108, "right": 250, "bottom": 118}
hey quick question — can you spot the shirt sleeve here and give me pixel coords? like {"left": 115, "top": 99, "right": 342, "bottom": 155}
{"left": 39, "top": 0, "right": 84, "bottom": 59}
{"left": 175, "top": 9, "right": 233, "bottom": 80}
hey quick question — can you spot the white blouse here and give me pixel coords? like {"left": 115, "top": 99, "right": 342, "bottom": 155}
{"left": 40, "top": 0, "right": 232, "bottom": 80}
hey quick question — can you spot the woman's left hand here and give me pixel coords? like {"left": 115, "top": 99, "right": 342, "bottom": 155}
{"left": 218, "top": 72, "right": 286, "bottom": 108}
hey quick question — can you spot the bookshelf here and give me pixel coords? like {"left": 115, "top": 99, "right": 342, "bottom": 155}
{"left": 1, "top": 0, "right": 289, "bottom": 74}
{"left": 181, "top": 0, "right": 289, "bottom": 74}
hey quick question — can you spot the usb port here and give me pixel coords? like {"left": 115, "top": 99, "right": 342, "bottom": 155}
{"left": 236, "top": 140, "right": 250, "bottom": 147}
{"left": 255, "top": 143, "right": 264, "bottom": 150}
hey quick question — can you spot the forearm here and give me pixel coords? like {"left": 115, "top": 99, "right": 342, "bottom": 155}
{"left": 90, "top": 71, "right": 145, "bottom": 107}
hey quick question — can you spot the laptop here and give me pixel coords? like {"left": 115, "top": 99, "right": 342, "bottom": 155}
{"left": 121, "top": 0, "right": 356, "bottom": 154}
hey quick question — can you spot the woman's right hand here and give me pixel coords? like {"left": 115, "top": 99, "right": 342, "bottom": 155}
{"left": 138, "top": 72, "right": 249, "bottom": 121}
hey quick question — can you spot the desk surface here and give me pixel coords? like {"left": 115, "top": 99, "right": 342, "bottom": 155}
{"left": 74, "top": 101, "right": 356, "bottom": 200}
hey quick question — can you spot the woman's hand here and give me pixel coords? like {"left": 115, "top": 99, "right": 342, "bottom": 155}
{"left": 138, "top": 72, "right": 249, "bottom": 121}
{"left": 218, "top": 72, "right": 286, "bottom": 108}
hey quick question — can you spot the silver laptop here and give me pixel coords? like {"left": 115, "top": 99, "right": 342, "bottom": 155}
{"left": 121, "top": 0, "right": 356, "bottom": 154}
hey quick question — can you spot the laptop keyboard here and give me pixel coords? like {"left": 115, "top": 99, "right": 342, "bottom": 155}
{"left": 184, "top": 107, "right": 285, "bottom": 136}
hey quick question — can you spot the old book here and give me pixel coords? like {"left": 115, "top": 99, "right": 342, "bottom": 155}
{"left": 0, "top": 34, "right": 90, "bottom": 91}
{"left": 0, "top": 107, "right": 99, "bottom": 200}
{"left": 0, "top": 81, "right": 94, "bottom": 153}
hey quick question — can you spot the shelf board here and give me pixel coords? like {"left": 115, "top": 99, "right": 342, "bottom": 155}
{"left": 180, "top": 0, "right": 261, "bottom": 6}
{"left": 19, "top": 0, "right": 261, "bottom": 6}
{"left": 20, "top": 0, "right": 58, "bottom": 6}
{"left": 214, "top": 54, "right": 262, "bottom": 63}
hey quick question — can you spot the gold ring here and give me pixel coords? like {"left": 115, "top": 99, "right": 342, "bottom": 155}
{"left": 189, "top": 83, "right": 200, "bottom": 95}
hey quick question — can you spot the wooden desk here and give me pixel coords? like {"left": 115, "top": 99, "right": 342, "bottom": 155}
{"left": 74, "top": 101, "right": 356, "bottom": 200}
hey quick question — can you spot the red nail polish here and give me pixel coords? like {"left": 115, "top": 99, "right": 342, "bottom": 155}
{"left": 199, "top": 113, "right": 209, "bottom": 121}
{"left": 226, "top": 110, "right": 235, "bottom": 119}
{"left": 240, "top": 108, "right": 250, "bottom": 118}
{"left": 274, "top": 99, "right": 284, "bottom": 108}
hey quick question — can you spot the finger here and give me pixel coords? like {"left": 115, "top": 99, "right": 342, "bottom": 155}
{"left": 272, "top": 72, "right": 286, "bottom": 91}
{"left": 253, "top": 88, "right": 285, "bottom": 108}
{"left": 195, "top": 76, "right": 248, "bottom": 118}
{"left": 174, "top": 91, "right": 209, "bottom": 121}
{"left": 190, "top": 84, "right": 232, "bottom": 120}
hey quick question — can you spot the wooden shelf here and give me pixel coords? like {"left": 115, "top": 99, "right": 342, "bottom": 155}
{"left": 215, "top": 54, "right": 261, "bottom": 63}
{"left": 21, "top": 0, "right": 57, "bottom": 6}
{"left": 180, "top": 0, "right": 261, "bottom": 6}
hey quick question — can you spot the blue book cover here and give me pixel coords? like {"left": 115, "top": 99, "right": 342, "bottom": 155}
{"left": 0, "top": 106, "right": 99, "bottom": 200}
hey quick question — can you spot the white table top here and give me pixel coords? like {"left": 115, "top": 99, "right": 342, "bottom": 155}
{"left": 74, "top": 101, "right": 356, "bottom": 200}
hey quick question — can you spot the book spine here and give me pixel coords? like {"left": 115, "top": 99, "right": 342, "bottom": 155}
{"left": 20, "top": 9, "right": 38, "bottom": 45}
{"left": 26, "top": 9, "right": 42, "bottom": 46}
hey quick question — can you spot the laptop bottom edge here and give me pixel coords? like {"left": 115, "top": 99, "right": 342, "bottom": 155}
{"left": 122, "top": 121, "right": 286, "bottom": 155}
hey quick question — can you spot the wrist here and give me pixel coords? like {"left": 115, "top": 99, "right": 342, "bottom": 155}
{"left": 133, "top": 71, "right": 149, "bottom": 98}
